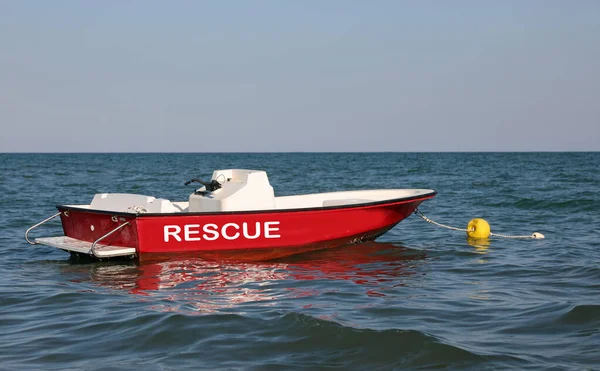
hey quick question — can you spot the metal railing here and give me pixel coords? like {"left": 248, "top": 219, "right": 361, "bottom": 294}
{"left": 25, "top": 212, "right": 62, "bottom": 245}
{"left": 90, "top": 222, "right": 131, "bottom": 258}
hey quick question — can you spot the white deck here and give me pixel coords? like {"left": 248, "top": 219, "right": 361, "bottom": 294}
{"left": 64, "top": 189, "right": 435, "bottom": 214}
{"left": 273, "top": 189, "right": 432, "bottom": 210}
{"left": 35, "top": 236, "right": 136, "bottom": 258}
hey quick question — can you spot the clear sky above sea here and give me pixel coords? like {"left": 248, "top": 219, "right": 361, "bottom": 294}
{"left": 0, "top": 1, "right": 598, "bottom": 152}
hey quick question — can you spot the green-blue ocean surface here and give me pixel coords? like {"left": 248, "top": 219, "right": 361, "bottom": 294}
{"left": 0, "top": 152, "right": 598, "bottom": 370}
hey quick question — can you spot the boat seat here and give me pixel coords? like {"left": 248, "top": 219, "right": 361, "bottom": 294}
{"left": 90, "top": 193, "right": 181, "bottom": 213}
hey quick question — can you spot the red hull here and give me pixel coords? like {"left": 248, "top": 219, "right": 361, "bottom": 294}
{"left": 57, "top": 193, "right": 435, "bottom": 259}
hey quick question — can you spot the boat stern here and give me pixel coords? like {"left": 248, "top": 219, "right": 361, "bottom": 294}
{"left": 26, "top": 207, "right": 139, "bottom": 259}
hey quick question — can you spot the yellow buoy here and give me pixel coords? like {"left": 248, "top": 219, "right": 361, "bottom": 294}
{"left": 467, "top": 218, "right": 491, "bottom": 239}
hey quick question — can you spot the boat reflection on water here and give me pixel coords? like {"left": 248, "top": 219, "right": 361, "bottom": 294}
{"left": 66, "top": 242, "right": 428, "bottom": 312}
{"left": 279, "top": 241, "right": 427, "bottom": 284}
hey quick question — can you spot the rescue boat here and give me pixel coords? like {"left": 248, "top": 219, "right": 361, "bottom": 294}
{"left": 25, "top": 169, "right": 436, "bottom": 260}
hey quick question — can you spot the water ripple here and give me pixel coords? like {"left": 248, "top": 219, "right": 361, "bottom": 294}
{"left": 1, "top": 152, "right": 599, "bottom": 370}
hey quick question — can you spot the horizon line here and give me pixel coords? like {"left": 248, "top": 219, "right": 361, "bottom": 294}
{"left": 2, "top": 150, "right": 599, "bottom": 155}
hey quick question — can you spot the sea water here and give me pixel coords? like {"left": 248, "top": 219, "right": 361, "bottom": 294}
{"left": 0, "top": 152, "right": 598, "bottom": 370}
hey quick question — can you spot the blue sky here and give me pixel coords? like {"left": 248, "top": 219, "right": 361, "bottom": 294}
{"left": 1, "top": 1, "right": 598, "bottom": 152}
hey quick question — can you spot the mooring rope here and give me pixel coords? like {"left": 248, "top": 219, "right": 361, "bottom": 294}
{"left": 414, "top": 208, "right": 544, "bottom": 239}
{"left": 489, "top": 231, "right": 545, "bottom": 239}
{"left": 413, "top": 208, "right": 470, "bottom": 233}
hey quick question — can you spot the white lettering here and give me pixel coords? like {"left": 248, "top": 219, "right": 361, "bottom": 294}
{"left": 184, "top": 224, "right": 201, "bottom": 241}
{"left": 164, "top": 225, "right": 182, "bottom": 242}
{"left": 222, "top": 223, "right": 240, "bottom": 240}
{"left": 242, "top": 222, "right": 261, "bottom": 239}
{"left": 264, "top": 221, "right": 280, "bottom": 238}
{"left": 164, "top": 221, "right": 281, "bottom": 242}
{"left": 202, "top": 223, "right": 219, "bottom": 241}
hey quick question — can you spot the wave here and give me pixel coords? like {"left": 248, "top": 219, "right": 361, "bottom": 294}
{"left": 252, "top": 312, "right": 489, "bottom": 369}
{"left": 501, "top": 303, "right": 600, "bottom": 338}
{"left": 514, "top": 198, "right": 599, "bottom": 212}
{"left": 482, "top": 197, "right": 600, "bottom": 212}
{"left": 0, "top": 309, "right": 523, "bottom": 370}
{"left": 558, "top": 304, "right": 600, "bottom": 327}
